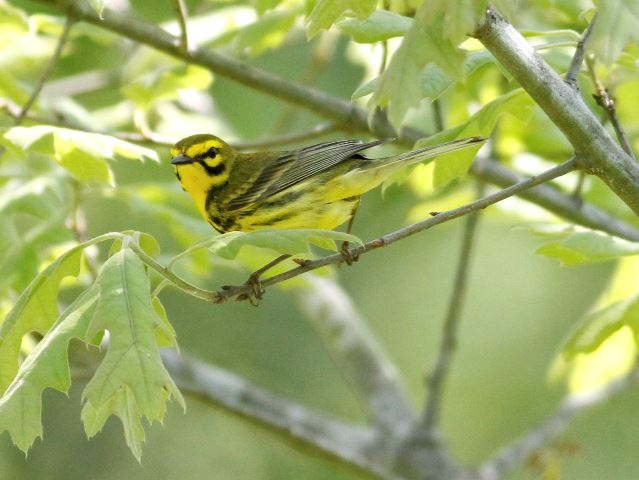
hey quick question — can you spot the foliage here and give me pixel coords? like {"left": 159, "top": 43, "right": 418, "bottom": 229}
{"left": 1, "top": 0, "right": 639, "bottom": 477}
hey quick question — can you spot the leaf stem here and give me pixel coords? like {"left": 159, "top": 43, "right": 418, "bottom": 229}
{"left": 585, "top": 55, "right": 637, "bottom": 160}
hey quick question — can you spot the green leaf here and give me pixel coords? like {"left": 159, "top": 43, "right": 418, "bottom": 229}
{"left": 233, "top": 10, "right": 299, "bottom": 56}
{"left": 122, "top": 64, "right": 213, "bottom": 111}
{"left": 338, "top": 9, "right": 412, "bottom": 43}
{"left": 87, "top": 0, "right": 106, "bottom": 19}
{"left": 370, "top": 0, "right": 471, "bottom": 128}
{"left": 415, "top": 89, "right": 533, "bottom": 187}
{"left": 0, "top": 176, "right": 68, "bottom": 219}
{"left": 590, "top": 0, "right": 639, "bottom": 64}
{"left": 0, "top": 287, "right": 98, "bottom": 452}
{"left": 353, "top": 50, "right": 497, "bottom": 101}
{"left": 563, "top": 293, "right": 639, "bottom": 358}
{"left": 306, "top": 0, "right": 377, "bottom": 38}
{"left": 536, "top": 230, "right": 639, "bottom": 266}
{"left": 0, "top": 246, "right": 83, "bottom": 394}
{"left": 209, "top": 229, "right": 363, "bottom": 259}
{"left": 0, "top": 246, "right": 183, "bottom": 459}
{"left": 82, "top": 248, "right": 183, "bottom": 460}
{"left": 3, "top": 126, "right": 158, "bottom": 184}
{"left": 0, "top": 217, "right": 73, "bottom": 293}
{"left": 254, "top": 0, "right": 285, "bottom": 15}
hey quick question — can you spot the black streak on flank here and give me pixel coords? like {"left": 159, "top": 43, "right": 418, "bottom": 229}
{"left": 263, "top": 188, "right": 306, "bottom": 208}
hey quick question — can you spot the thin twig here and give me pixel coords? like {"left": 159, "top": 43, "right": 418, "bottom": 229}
{"left": 474, "top": 8, "right": 639, "bottom": 216}
{"left": 295, "top": 276, "right": 415, "bottom": 434}
{"left": 15, "top": 16, "right": 75, "bottom": 125}
{"left": 161, "top": 350, "right": 396, "bottom": 479}
{"left": 470, "top": 156, "right": 639, "bottom": 241}
{"left": 421, "top": 181, "right": 485, "bottom": 434}
{"left": 564, "top": 15, "right": 596, "bottom": 89}
{"left": 233, "top": 122, "right": 343, "bottom": 150}
{"left": 585, "top": 55, "right": 637, "bottom": 160}
{"left": 477, "top": 366, "right": 639, "bottom": 480}
{"left": 215, "top": 158, "right": 579, "bottom": 302}
{"left": 171, "top": 0, "right": 189, "bottom": 52}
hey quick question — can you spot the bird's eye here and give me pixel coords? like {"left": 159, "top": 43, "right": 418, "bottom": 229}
{"left": 207, "top": 147, "right": 218, "bottom": 158}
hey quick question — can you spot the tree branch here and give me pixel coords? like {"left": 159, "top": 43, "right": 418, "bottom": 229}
{"left": 215, "top": 158, "right": 579, "bottom": 302}
{"left": 476, "top": 366, "right": 639, "bottom": 480}
{"left": 295, "top": 276, "right": 415, "bottom": 434}
{"left": 33, "top": 0, "right": 639, "bottom": 238}
{"left": 161, "top": 350, "right": 396, "bottom": 479}
{"left": 473, "top": 9, "right": 639, "bottom": 216}
{"left": 421, "top": 181, "right": 484, "bottom": 435}
{"left": 37, "top": 0, "right": 398, "bottom": 138}
{"left": 234, "top": 122, "right": 343, "bottom": 151}
{"left": 470, "top": 156, "right": 639, "bottom": 241}
{"left": 15, "top": 15, "right": 74, "bottom": 125}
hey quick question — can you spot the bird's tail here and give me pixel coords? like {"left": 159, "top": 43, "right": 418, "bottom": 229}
{"left": 368, "top": 136, "right": 486, "bottom": 170}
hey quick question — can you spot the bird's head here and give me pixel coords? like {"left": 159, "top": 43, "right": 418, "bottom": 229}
{"left": 170, "top": 134, "right": 235, "bottom": 192}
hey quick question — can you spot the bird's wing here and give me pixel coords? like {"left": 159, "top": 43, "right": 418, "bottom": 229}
{"left": 225, "top": 139, "right": 387, "bottom": 211}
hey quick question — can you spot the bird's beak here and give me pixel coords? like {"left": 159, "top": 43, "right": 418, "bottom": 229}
{"left": 171, "top": 154, "right": 194, "bottom": 165}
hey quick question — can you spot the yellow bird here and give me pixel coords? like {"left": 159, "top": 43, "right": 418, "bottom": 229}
{"left": 170, "top": 134, "right": 484, "bottom": 234}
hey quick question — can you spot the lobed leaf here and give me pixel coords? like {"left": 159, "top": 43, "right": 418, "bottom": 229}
{"left": 353, "top": 49, "right": 497, "bottom": 101}
{"left": 0, "top": 237, "right": 183, "bottom": 459}
{"left": 338, "top": 9, "right": 412, "bottom": 43}
{"left": 306, "top": 0, "right": 377, "bottom": 38}
{"left": 536, "top": 230, "right": 639, "bottom": 266}
{"left": 414, "top": 89, "right": 533, "bottom": 187}
{"left": 81, "top": 248, "right": 183, "bottom": 460}
{"left": 122, "top": 64, "right": 213, "bottom": 111}
{"left": 209, "top": 229, "right": 363, "bottom": 259}
{"left": 590, "top": 0, "right": 639, "bottom": 65}
{"left": 0, "top": 246, "right": 83, "bottom": 394}
{"left": 233, "top": 10, "right": 299, "bottom": 56}
{"left": 2, "top": 126, "right": 158, "bottom": 184}
{"left": 563, "top": 293, "right": 639, "bottom": 358}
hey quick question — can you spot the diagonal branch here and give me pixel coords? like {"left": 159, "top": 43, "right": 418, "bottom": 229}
{"left": 215, "top": 158, "right": 579, "bottom": 302}
{"left": 295, "top": 276, "right": 415, "bottom": 434}
{"left": 35, "top": 0, "right": 639, "bottom": 236}
{"left": 161, "top": 350, "right": 395, "bottom": 479}
{"left": 470, "top": 156, "right": 639, "bottom": 241}
{"left": 473, "top": 8, "right": 639, "bottom": 216}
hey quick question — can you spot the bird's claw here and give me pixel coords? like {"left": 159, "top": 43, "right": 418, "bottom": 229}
{"left": 340, "top": 241, "right": 359, "bottom": 266}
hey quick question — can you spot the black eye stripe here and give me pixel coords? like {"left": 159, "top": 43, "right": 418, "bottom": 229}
{"left": 198, "top": 159, "right": 226, "bottom": 176}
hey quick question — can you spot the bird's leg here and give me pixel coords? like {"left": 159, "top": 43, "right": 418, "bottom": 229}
{"left": 244, "top": 254, "right": 291, "bottom": 300}
{"left": 340, "top": 197, "right": 361, "bottom": 266}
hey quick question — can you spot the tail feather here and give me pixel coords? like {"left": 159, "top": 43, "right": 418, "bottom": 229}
{"left": 368, "top": 136, "right": 486, "bottom": 170}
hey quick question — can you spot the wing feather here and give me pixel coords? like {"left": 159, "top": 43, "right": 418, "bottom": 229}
{"left": 225, "top": 139, "right": 387, "bottom": 210}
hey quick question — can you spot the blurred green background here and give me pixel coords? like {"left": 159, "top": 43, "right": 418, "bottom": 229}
{"left": 2, "top": 0, "right": 639, "bottom": 479}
